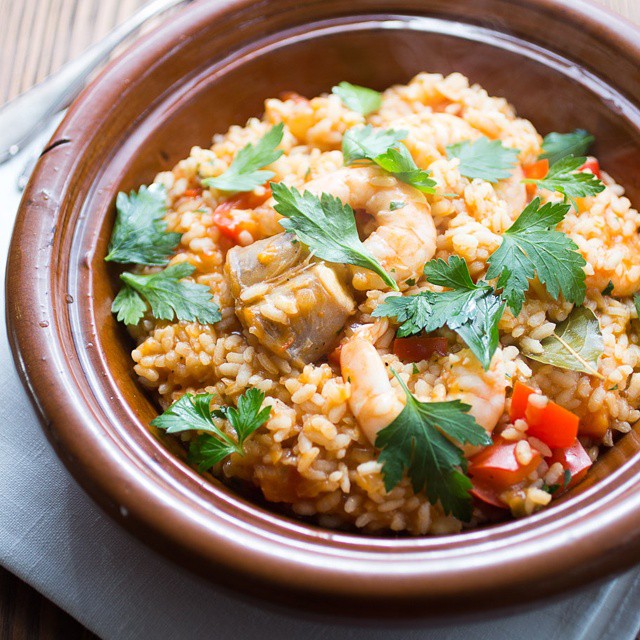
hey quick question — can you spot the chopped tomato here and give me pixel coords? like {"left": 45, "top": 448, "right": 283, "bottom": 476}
{"left": 522, "top": 159, "right": 549, "bottom": 198}
{"left": 212, "top": 188, "right": 271, "bottom": 243}
{"left": 509, "top": 380, "right": 535, "bottom": 422}
{"left": 183, "top": 187, "right": 203, "bottom": 198}
{"left": 468, "top": 438, "right": 542, "bottom": 489}
{"left": 509, "top": 380, "right": 579, "bottom": 448}
{"left": 546, "top": 440, "right": 592, "bottom": 489}
{"left": 393, "top": 336, "right": 448, "bottom": 362}
{"left": 470, "top": 480, "right": 508, "bottom": 509}
{"left": 578, "top": 157, "right": 601, "bottom": 179}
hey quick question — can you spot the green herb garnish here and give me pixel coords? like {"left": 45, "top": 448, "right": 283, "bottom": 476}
{"left": 390, "top": 201, "right": 406, "bottom": 211}
{"left": 342, "top": 125, "right": 407, "bottom": 164}
{"left": 486, "top": 198, "right": 586, "bottom": 316}
{"left": 342, "top": 126, "right": 436, "bottom": 193}
{"left": 521, "top": 306, "right": 603, "bottom": 377}
{"left": 602, "top": 281, "right": 614, "bottom": 296}
{"left": 332, "top": 81, "right": 382, "bottom": 116}
{"left": 202, "top": 124, "right": 284, "bottom": 193}
{"left": 375, "top": 370, "right": 491, "bottom": 522}
{"left": 374, "top": 144, "right": 437, "bottom": 193}
{"left": 105, "top": 184, "right": 180, "bottom": 266}
{"left": 271, "top": 182, "right": 398, "bottom": 290}
{"left": 373, "top": 256, "right": 504, "bottom": 369}
{"left": 523, "top": 155, "right": 605, "bottom": 205}
{"left": 446, "top": 136, "right": 519, "bottom": 183}
{"left": 152, "top": 389, "right": 271, "bottom": 471}
{"left": 540, "top": 129, "right": 594, "bottom": 165}
{"left": 112, "top": 262, "right": 221, "bottom": 325}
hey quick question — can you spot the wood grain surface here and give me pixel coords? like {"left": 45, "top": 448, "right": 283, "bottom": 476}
{"left": 1, "top": 0, "right": 639, "bottom": 638}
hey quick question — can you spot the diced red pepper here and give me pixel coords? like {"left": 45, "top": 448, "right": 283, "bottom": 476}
{"left": 183, "top": 187, "right": 203, "bottom": 198}
{"left": 211, "top": 187, "right": 272, "bottom": 243}
{"left": 468, "top": 438, "right": 542, "bottom": 490}
{"left": 393, "top": 336, "right": 448, "bottom": 362}
{"left": 546, "top": 440, "right": 592, "bottom": 489}
{"left": 510, "top": 380, "right": 535, "bottom": 422}
{"left": 470, "top": 480, "right": 508, "bottom": 509}
{"left": 509, "top": 380, "right": 579, "bottom": 448}
{"left": 578, "top": 157, "right": 601, "bottom": 179}
{"left": 522, "top": 159, "right": 549, "bottom": 198}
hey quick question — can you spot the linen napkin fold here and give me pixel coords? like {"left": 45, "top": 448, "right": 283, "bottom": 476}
{"left": 1, "top": 130, "right": 640, "bottom": 640}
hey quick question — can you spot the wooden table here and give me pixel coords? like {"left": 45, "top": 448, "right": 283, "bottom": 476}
{"left": 1, "top": 0, "right": 639, "bottom": 637}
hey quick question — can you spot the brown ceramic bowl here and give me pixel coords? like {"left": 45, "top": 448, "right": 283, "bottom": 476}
{"left": 7, "top": 0, "right": 640, "bottom": 616}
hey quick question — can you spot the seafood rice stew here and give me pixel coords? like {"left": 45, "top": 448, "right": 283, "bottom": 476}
{"left": 105, "top": 72, "right": 640, "bottom": 535}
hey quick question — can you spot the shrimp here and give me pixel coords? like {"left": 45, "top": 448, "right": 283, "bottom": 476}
{"left": 340, "top": 334, "right": 404, "bottom": 445}
{"left": 441, "top": 348, "right": 507, "bottom": 454}
{"left": 303, "top": 166, "right": 437, "bottom": 290}
{"left": 254, "top": 166, "right": 436, "bottom": 290}
{"left": 559, "top": 190, "right": 640, "bottom": 296}
{"left": 341, "top": 336, "right": 506, "bottom": 450}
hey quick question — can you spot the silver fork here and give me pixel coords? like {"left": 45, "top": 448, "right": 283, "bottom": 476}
{"left": 0, "top": 0, "right": 191, "bottom": 166}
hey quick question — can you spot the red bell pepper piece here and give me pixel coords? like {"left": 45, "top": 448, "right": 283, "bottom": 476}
{"left": 509, "top": 381, "right": 579, "bottom": 448}
{"left": 522, "top": 159, "right": 549, "bottom": 198}
{"left": 578, "top": 157, "right": 601, "bottom": 179}
{"left": 546, "top": 440, "right": 592, "bottom": 489}
{"left": 468, "top": 438, "right": 542, "bottom": 490}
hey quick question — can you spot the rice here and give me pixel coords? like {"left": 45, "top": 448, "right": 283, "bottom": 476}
{"left": 128, "top": 72, "right": 640, "bottom": 535}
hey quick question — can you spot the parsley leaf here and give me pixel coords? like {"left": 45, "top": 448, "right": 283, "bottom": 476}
{"left": 390, "top": 201, "right": 406, "bottom": 211}
{"left": 202, "top": 124, "right": 284, "bottom": 193}
{"left": 486, "top": 198, "right": 586, "bottom": 315}
{"left": 342, "top": 125, "right": 407, "bottom": 165}
{"left": 373, "top": 256, "right": 504, "bottom": 369}
{"left": 271, "top": 182, "right": 398, "bottom": 290}
{"left": 446, "top": 136, "right": 519, "bottom": 183}
{"left": 602, "top": 280, "right": 614, "bottom": 296}
{"left": 373, "top": 144, "right": 437, "bottom": 194}
{"left": 634, "top": 293, "right": 640, "bottom": 319}
{"left": 540, "top": 129, "right": 594, "bottom": 165}
{"left": 212, "top": 388, "right": 273, "bottom": 446}
{"left": 332, "top": 81, "right": 382, "bottom": 116}
{"left": 151, "top": 389, "right": 271, "bottom": 472}
{"left": 523, "top": 155, "right": 605, "bottom": 203}
{"left": 105, "top": 184, "right": 181, "bottom": 266}
{"left": 376, "top": 371, "right": 491, "bottom": 521}
{"left": 112, "top": 262, "right": 221, "bottom": 325}
{"left": 342, "top": 125, "right": 436, "bottom": 193}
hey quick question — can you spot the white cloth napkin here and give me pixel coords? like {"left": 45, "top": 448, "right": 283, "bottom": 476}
{"left": 1, "top": 128, "right": 640, "bottom": 640}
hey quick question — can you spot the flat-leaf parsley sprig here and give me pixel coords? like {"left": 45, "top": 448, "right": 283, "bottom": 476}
{"left": 112, "top": 262, "right": 221, "bottom": 325}
{"left": 373, "top": 256, "right": 505, "bottom": 369}
{"left": 486, "top": 197, "right": 587, "bottom": 316}
{"left": 152, "top": 389, "right": 271, "bottom": 471}
{"left": 331, "top": 82, "right": 382, "bottom": 116}
{"left": 342, "top": 125, "right": 436, "bottom": 194}
{"left": 522, "top": 155, "right": 605, "bottom": 206}
{"left": 540, "top": 129, "right": 594, "bottom": 165}
{"left": 446, "top": 136, "right": 519, "bottom": 183}
{"left": 271, "top": 181, "right": 398, "bottom": 290}
{"left": 105, "top": 183, "right": 181, "bottom": 266}
{"left": 375, "top": 371, "right": 492, "bottom": 522}
{"left": 202, "top": 123, "right": 284, "bottom": 194}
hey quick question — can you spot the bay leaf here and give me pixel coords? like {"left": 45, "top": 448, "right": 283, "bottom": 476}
{"left": 523, "top": 306, "right": 603, "bottom": 376}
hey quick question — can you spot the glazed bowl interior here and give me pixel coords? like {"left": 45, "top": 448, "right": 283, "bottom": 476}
{"left": 9, "top": 0, "right": 640, "bottom": 615}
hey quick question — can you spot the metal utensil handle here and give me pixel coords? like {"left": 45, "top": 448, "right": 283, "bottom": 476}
{"left": 0, "top": 0, "right": 189, "bottom": 165}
